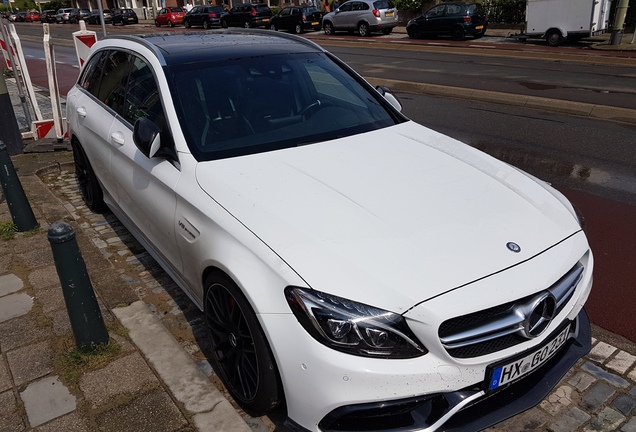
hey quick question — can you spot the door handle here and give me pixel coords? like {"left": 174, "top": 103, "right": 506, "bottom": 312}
{"left": 76, "top": 107, "right": 87, "bottom": 118}
{"left": 110, "top": 131, "right": 125, "bottom": 146}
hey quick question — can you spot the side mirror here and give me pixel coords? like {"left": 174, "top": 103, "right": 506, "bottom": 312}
{"left": 133, "top": 118, "right": 161, "bottom": 158}
{"left": 376, "top": 86, "right": 402, "bottom": 112}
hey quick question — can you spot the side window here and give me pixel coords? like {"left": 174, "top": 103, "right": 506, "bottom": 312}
{"left": 79, "top": 50, "right": 108, "bottom": 97}
{"left": 291, "top": 8, "right": 300, "bottom": 15}
{"left": 447, "top": 5, "right": 461, "bottom": 15}
{"left": 123, "top": 56, "right": 165, "bottom": 130}
{"left": 159, "top": 8, "right": 166, "bottom": 14}
{"left": 96, "top": 50, "right": 133, "bottom": 116}
{"left": 338, "top": 2, "right": 351, "bottom": 11}
{"left": 427, "top": 5, "right": 445, "bottom": 17}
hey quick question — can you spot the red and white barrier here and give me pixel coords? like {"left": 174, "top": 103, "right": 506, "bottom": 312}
{"left": 72, "top": 21, "right": 97, "bottom": 69}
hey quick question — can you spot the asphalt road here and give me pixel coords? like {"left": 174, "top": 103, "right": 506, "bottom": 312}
{"left": 4, "top": 22, "right": 636, "bottom": 343}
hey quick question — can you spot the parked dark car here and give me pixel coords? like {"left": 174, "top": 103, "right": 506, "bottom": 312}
{"left": 40, "top": 9, "right": 57, "bottom": 23}
{"left": 69, "top": 8, "right": 91, "bottom": 23}
{"left": 269, "top": 6, "right": 322, "bottom": 33}
{"left": 183, "top": 5, "right": 226, "bottom": 28}
{"left": 220, "top": 3, "right": 271, "bottom": 28}
{"left": 14, "top": 12, "right": 28, "bottom": 22}
{"left": 87, "top": 9, "right": 113, "bottom": 24}
{"left": 112, "top": 8, "right": 139, "bottom": 25}
{"left": 155, "top": 7, "right": 185, "bottom": 27}
{"left": 406, "top": 2, "right": 487, "bottom": 41}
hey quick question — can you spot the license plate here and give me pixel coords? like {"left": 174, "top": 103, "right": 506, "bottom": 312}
{"left": 312, "top": 21, "right": 319, "bottom": 25}
{"left": 385, "top": 11, "right": 394, "bottom": 17}
{"left": 488, "top": 323, "right": 571, "bottom": 391}
{"left": 476, "top": 25, "right": 484, "bottom": 30}
{"left": 263, "top": 18, "right": 269, "bottom": 22}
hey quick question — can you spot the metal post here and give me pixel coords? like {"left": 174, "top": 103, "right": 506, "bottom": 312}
{"left": 0, "top": 141, "right": 38, "bottom": 231}
{"left": 48, "top": 221, "right": 110, "bottom": 350}
{"left": 0, "top": 72, "right": 23, "bottom": 155}
{"left": 610, "top": 0, "right": 629, "bottom": 45}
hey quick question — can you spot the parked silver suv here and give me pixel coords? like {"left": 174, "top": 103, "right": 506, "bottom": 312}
{"left": 55, "top": 8, "right": 73, "bottom": 23}
{"left": 322, "top": 0, "right": 397, "bottom": 36}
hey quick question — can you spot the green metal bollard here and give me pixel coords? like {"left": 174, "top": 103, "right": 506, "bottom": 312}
{"left": 48, "top": 221, "right": 109, "bottom": 350}
{"left": 0, "top": 141, "right": 38, "bottom": 231}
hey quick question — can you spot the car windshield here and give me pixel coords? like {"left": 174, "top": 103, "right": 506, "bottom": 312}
{"left": 167, "top": 52, "right": 398, "bottom": 161}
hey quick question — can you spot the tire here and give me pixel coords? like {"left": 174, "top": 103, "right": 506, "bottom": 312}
{"left": 184, "top": 20, "right": 191, "bottom": 28}
{"left": 451, "top": 25, "right": 465, "bottom": 41}
{"left": 381, "top": 27, "right": 392, "bottom": 35}
{"left": 358, "top": 21, "right": 370, "bottom": 37}
{"left": 204, "top": 273, "right": 282, "bottom": 416}
{"left": 294, "top": 22, "right": 302, "bottom": 34}
{"left": 203, "top": 19, "right": 210, "bottom": 29}
{"left": 221, "top": 19, "right": 228, "bottom": 28}
{"left": 167, "top": 20, "right": 173, "bottom": 28}
{"left": 72, "top": 141, "right": 107, "bottom": 213}
{"left": 546, "top": 29, "right": 563, "bottom": 47}
{"left": 270, "top": 23, "right": 277, "bottom": 31}
{"left": 323, "top": 21, "right": 333, "bottom": 35}
{"left": 155, "top": 19, "right": 160, "bottom": 27}
{"left": 407, "top": 26, "right": 419, "bottom": 39}
{"left": 244, "top": 20, "right": 251, "bottom": 28}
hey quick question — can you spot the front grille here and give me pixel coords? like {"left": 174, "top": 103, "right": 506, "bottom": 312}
{"left": 439, "top": 263, "right": 583, "bottom": 359}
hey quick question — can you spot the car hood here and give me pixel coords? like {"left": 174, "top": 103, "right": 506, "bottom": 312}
{"left": 195, "top": 122, "right": 580, "bottom": 313}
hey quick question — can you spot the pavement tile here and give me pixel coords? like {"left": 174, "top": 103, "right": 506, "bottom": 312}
{"left": 79, "top": 352, "right": 160, "bottom": 409}
{"left": 589, "top": 341, "right": 618, "bottom": 363}
{"left": 5, "top": 340, "right": 54, "bottom": 386}
{"left": 614, "top": 394, "right": 636, "bottom": 416}
{"left": 20, "top": 375, "right": 76, "bottom": 427}
{"left": 0, "top": 390, "right": 25, "bottom": 432}
{"left": 569, "top": 371, "right": 596, "bottom": 393}
{"left": 580, "top": 382, "right": 616, "bottom": 411}
{"left": 581, "top": 361, "right": 631, "bottom": 388}
{"left": 622, "top": 417, "right": 636, "bottom": 432}
{"left": 27, "top": 265, "right": 60, "bottom": 291}
{"left": 0, "top": 273, "right": 23, "bottom": 296}
{"left": 95, "top": 390, "right": 188, "bottom": 432}
{"left": 0, "top": 360, "right": 11, "bottom": 393}
{"left": 541, "top": 385, "right": 575, "bottom": 415}
{"left": 0, "top": 292, "right": 34, "bottom": 323}
{"left": 34, "top": 412, "right": 91, "bottom": 432}
{"left": 607, "top": 351, "right": 636, "bottom": 375}
{"left": 0, "top": 314, "right": 53, "bottom": 351}
{"left": 585, "top": 407, "right": 626, "bottom": 431}
{"left": 547, "top": 406, "right": 591, "bottom": 432}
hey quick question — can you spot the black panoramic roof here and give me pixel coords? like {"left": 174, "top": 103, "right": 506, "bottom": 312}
{"left": 112, "top": 30, "right": 325, "bottom": 66}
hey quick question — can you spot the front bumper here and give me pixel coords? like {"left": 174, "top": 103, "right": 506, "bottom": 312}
{"left": 283, "top": 309, "right": 590, "bottom": 432}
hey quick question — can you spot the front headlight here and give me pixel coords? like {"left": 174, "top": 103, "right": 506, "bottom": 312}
{"left": 285, "top": 287, "right": 427, "bottom": 359}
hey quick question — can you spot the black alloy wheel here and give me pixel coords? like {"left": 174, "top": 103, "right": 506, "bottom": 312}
{"left": 204, "top": 273, "right": 281, "bottom": 415}
{"left": 203, "top": 19, "right": 210, "bottom": 29}
{"left": 294, "top": 22, "right": 302, "bottom": 34}
{"left": 451, "top": 25, "right": 465, "bottom": 41}
{"left": 72, "top": 141, "right": 107, "bottom": 213}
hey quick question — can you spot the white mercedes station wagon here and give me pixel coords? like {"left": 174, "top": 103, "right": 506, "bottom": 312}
{"left": 67, "top": 30, "right": 593, "bottom": 432}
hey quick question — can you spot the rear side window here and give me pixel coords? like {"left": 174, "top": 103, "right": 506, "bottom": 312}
{"left": 447, "top": 4, "right": 462, "bottom": 15}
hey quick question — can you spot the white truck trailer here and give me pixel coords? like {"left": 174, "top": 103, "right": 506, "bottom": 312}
{"left": 523, "top": 0, "right": 612, "bottom": 46}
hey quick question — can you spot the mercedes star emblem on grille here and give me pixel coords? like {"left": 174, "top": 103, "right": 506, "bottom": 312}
{"left": 522, "top": 292, "right": 557, "bottom": 338}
